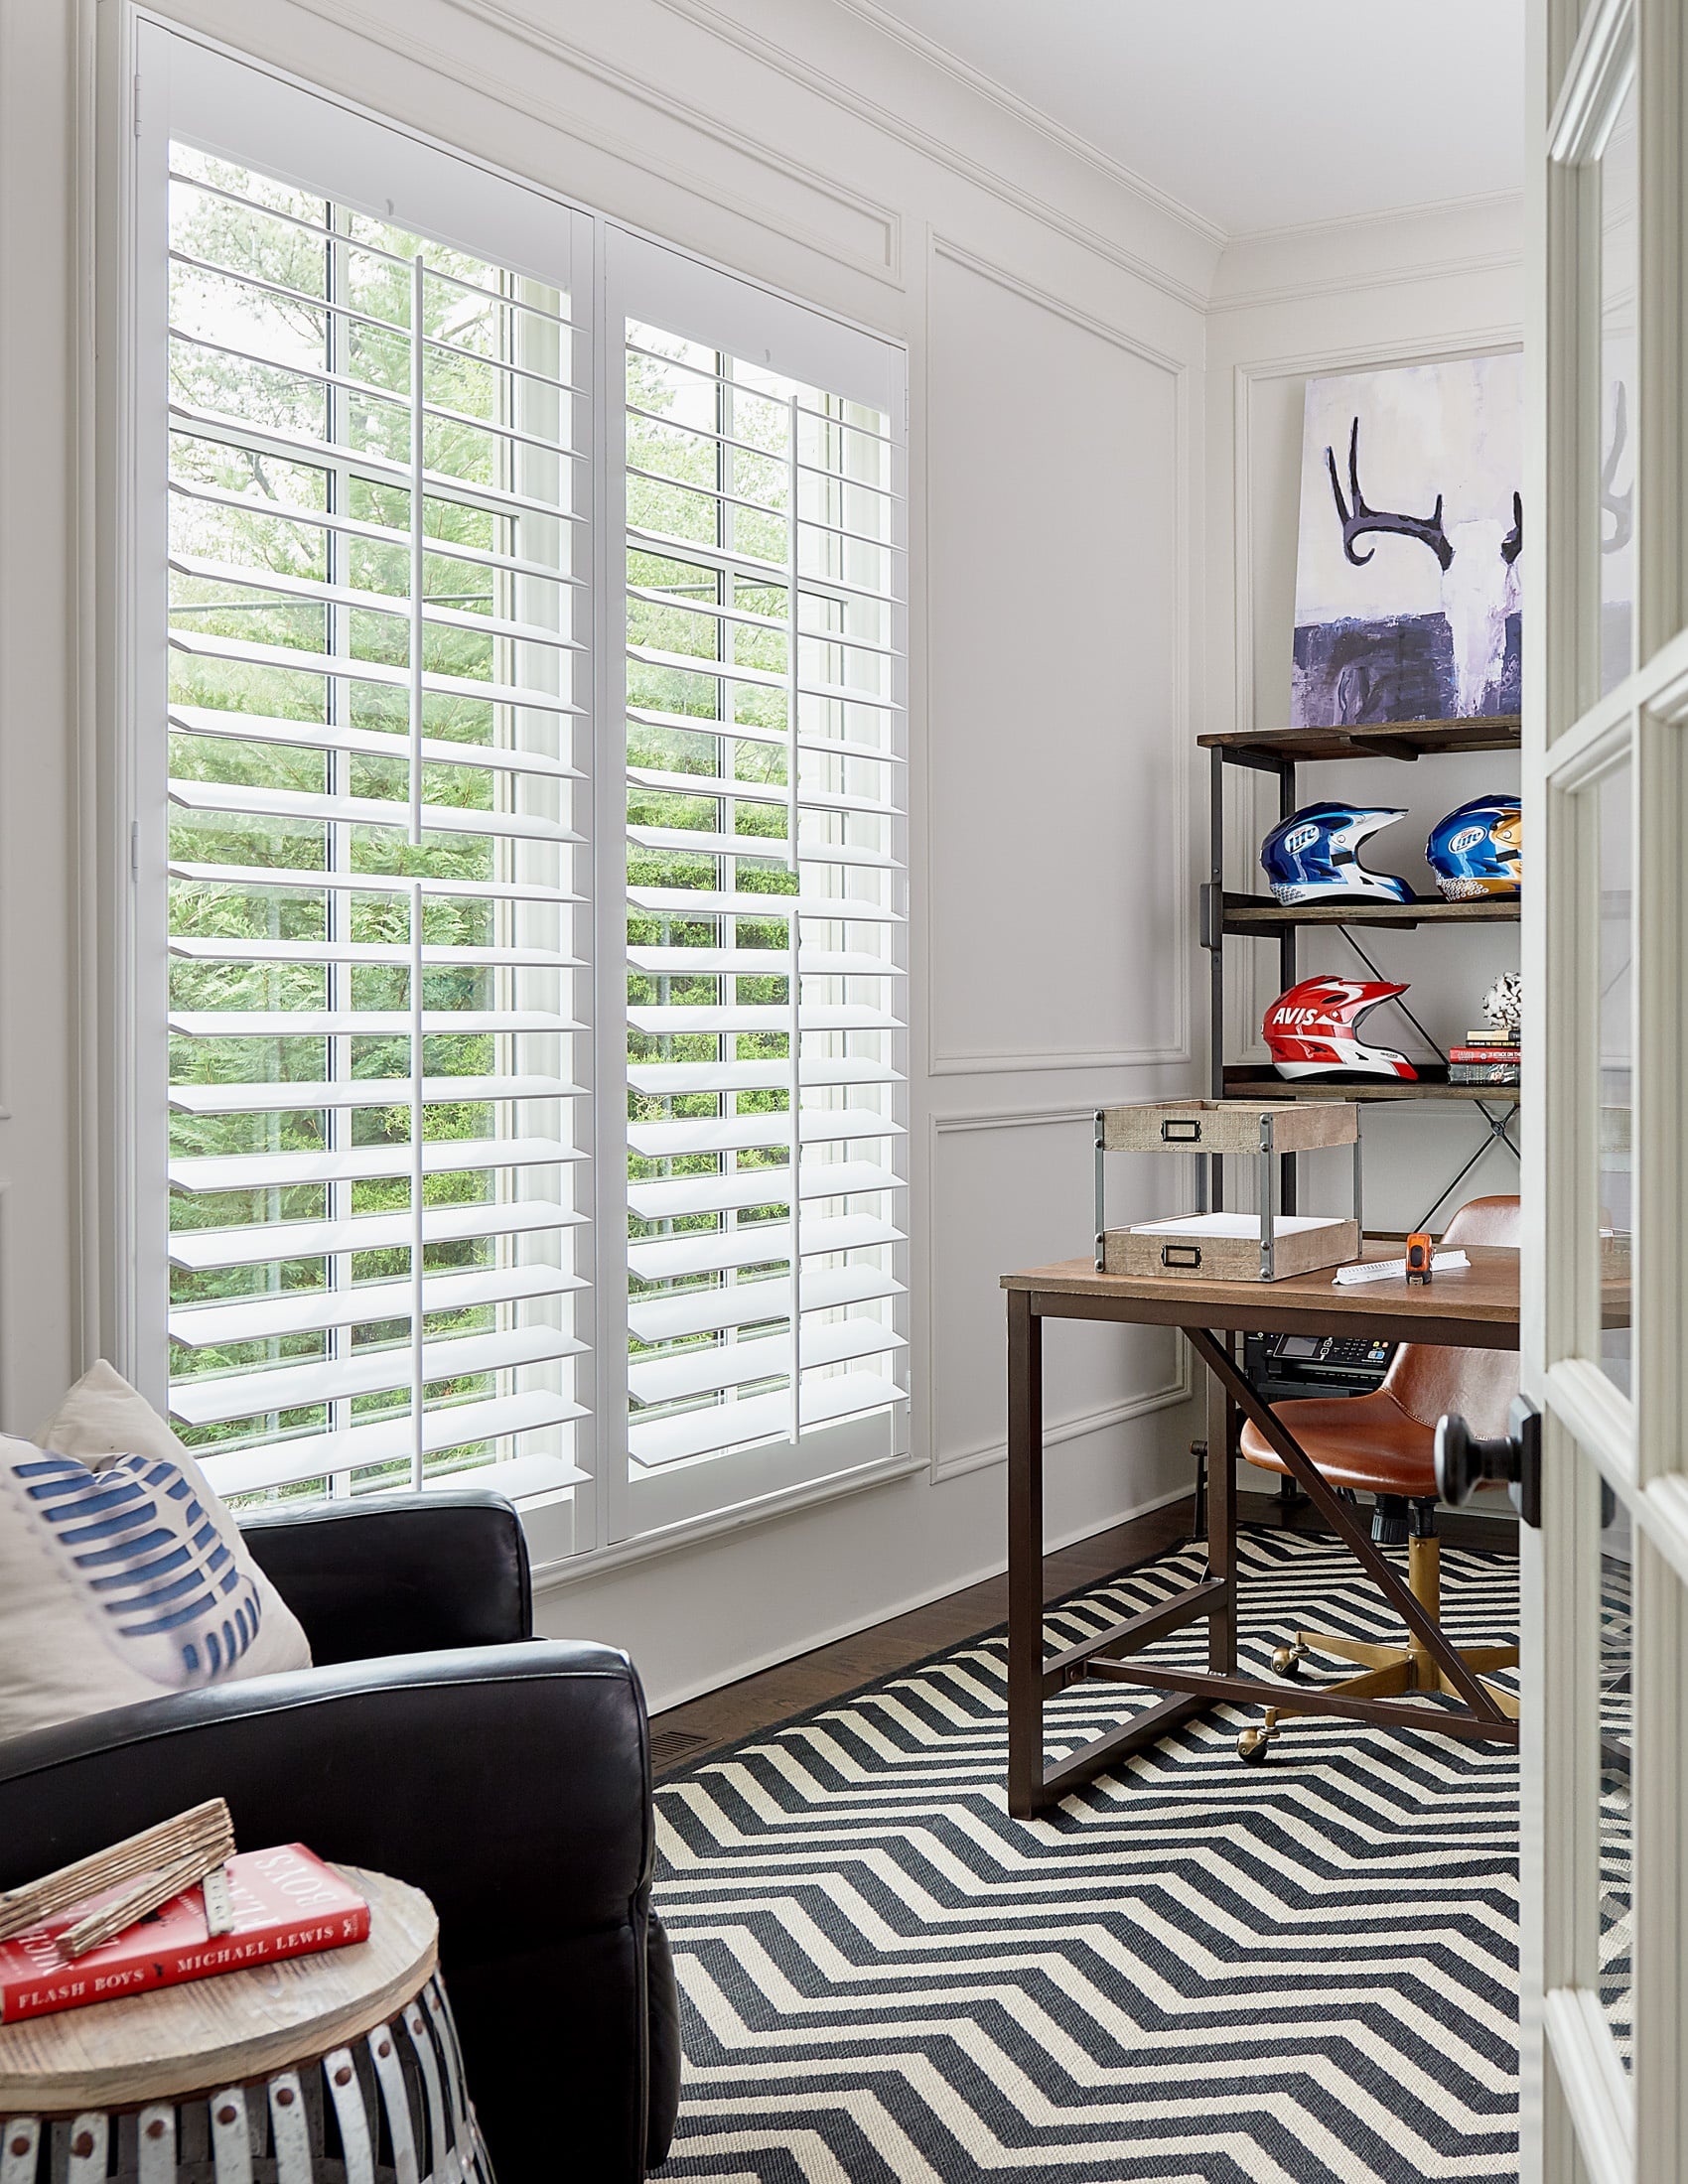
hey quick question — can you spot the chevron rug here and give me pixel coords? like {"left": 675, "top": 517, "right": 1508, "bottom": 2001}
{"left": 652, "top": 1525, "right": 1530, "bottom": 2184}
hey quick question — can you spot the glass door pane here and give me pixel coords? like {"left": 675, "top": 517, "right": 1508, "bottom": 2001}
{"left": 1598, "top": 78, "right": 1637, "bottom": 694}
{"left": 1597, "top": 754, "right": 1632, "bottom": 1389}
{"left": 1598, "top": 1485, "right": 1634, "bottom": 2067}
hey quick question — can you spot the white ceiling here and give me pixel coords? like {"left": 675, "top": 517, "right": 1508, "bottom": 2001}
{"left": 857, "top": 0, "right": 1526, "bottom": 238}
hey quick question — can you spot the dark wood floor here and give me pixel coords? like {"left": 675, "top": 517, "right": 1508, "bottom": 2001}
{"left": 648, "top": 1488, "right": 1519, "bottom": 1774}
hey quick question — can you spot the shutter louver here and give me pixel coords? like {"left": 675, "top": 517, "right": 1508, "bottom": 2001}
{"left": 622, "top": 322, "right": 909, "bottom": 1481}
{"left": 162, "top": 149, "right": 590, "bottom": 1510}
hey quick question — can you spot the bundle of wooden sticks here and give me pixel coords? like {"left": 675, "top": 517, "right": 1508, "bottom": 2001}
{"left": 0, "top": 1799, "right": 235, "bottom": 1959}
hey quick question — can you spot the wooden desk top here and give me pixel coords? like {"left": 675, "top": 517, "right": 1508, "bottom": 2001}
{"left": 1003, "top": 1243, "right": 1524, "bottom": 1350}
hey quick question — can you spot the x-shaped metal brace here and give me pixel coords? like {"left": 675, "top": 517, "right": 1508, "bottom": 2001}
{"left": 1412, "top": 1096, "right": 1519, "bottom": 1235}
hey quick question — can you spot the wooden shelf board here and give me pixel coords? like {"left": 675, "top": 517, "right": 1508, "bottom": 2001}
{"left": 1223, "top": 1072, "right": 1520, "bottom": 1107}
{"left": 1198, "top": 715, "right": 1521, "bottom": 763}
{"left": 1222, "top": 891, "right": 1520, "bottom": 930}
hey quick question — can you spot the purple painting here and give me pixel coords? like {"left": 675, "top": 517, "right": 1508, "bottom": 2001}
{"left": 1291, "top": 354, "right": 1523, "bottom": 728}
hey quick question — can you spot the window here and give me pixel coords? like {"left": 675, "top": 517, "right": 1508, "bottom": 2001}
{"left": 608, "top": 234, "right": 911, "bottom": 1543}
{"left": 127, "top": 31, "right": 908, "bottom": 1560}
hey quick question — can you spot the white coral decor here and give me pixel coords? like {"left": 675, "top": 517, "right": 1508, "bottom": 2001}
{"left": 1481, "top": 972, "right": 1523, "bottom": 1035}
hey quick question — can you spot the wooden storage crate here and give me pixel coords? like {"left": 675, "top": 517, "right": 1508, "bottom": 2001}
{"left": 1099, "top": 1098, "right": 1357, "bottom": 1155}
{"left": 1103, "top": 1212, "right": 1360, "bottom": 1283}
{"left": 1092, "top": 1097, "right": 1363, "bottom": 1278}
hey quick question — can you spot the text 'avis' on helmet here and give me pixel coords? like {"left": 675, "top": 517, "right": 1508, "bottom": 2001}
{"left": 1426, "top": 794, "right": 1522, "bottom": 899}
{"left": 1264, "top": 975, "right": 1419, "bottom": 1082}
{"left": 1259, "top": 802, "right": 1413, "bottom": 906}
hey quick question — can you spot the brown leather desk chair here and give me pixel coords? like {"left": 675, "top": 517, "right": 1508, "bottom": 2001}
{"left": 1235, "top": 1193, "right": 1521, "bottom": 1760}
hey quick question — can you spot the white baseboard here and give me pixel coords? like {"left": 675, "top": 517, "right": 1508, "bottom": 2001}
{"left": 649, "top": 1478, "right": 1195, "bottom": 1716}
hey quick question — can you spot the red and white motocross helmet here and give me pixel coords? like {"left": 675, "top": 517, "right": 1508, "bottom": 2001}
{"left": 1264, "top": 975, "right": 1418, "bottom": 1081}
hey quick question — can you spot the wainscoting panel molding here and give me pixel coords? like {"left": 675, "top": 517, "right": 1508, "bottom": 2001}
{"left": 925, "top": 1107, "right": 1192, "bottom": 1482}
{"left": 275, "top": 0, "right": 904, "bottom": 285}
{"left": 924, "top": 236, "right": 1193, "bottom": 1078}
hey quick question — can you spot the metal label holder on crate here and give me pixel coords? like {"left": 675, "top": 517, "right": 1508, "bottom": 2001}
{"left": 1093, "top": 1100, "right": 1364, "bottom": 1282}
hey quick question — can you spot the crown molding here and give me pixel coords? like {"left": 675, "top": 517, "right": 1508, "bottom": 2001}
{"left": 645, "top": 0, "right": 1214, "bottom": 312}
{"left": 1228, "top": 186, "right": 1526, "bottom": 252}
{"left": 1212, "top": 190, "right": 1526, "bottom": 315}
{"left": 741, "top": 0, "right": 1523, "bottom": 273}
{"left": 815, "top": 0, "right": 1226, "bottom": 251}
{"left": 1211, "top": 246, "right": 1526, "bottom": 318}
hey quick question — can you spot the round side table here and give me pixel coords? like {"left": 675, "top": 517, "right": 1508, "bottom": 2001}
{"left": 0, "top": 1867, "right": 492, "bottom": 2183}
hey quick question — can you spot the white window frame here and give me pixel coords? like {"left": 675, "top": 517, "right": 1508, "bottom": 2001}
{"left": 102, "top": 10, "right": 914, "bottom": 1572}
{"left": 603, "top": 229, "right": 913, "bottom": 1551}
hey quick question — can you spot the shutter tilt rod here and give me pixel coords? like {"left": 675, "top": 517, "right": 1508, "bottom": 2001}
{"left": 410, "top": 878, "right": 427, "bottom": 1490}
{"left": 409, "top": 254, "right": 427, "bottom": 1483}
{"left": 409, "top": 252, "right": 426, "bottom": 850}
{"left": 785, "top": 393, "right": 802, "bottom": 1439}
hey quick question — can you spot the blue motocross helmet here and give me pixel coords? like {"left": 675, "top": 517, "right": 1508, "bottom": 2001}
{"left": 1260, "top": 802, "right": 1413, "bottom": 906}
{"left": 1427, "top": 795, "right": 1522, "bottom": 899}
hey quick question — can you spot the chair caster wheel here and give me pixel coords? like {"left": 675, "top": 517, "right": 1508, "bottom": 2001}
{"left": 1237, "top": 1728, "right": 1273, "bottom": 1763}
{"left": 1270, "top": 1645, "right": 1305, "bottom": 1681}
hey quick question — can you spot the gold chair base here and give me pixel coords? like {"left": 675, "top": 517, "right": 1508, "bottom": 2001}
{"left": 1237, "top": 1535, "right": 1519, "bottom": 1760}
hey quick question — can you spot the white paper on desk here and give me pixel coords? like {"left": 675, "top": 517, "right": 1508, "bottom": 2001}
{"left": 1334, "top": 1249, "right": 1470, "bottom": 1286}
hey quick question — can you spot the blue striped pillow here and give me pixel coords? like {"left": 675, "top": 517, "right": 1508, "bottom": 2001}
{"left": 0, "top": 1366, "right": 311, "bottom": 1740}
{"left": 9, "top": 1448, "right": 268, "bottom": 1691}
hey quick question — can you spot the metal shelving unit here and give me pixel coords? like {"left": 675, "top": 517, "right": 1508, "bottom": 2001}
{"left": 1199, "top": 714, "right": 1523, "bottom": 1232}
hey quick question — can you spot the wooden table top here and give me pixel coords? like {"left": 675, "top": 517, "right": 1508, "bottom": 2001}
{"left": 0, "top": 1867, "right": 435, "bottom": 2115}
{"left": 1004, "top": 1243, "right": 1526, "bottom": 1348}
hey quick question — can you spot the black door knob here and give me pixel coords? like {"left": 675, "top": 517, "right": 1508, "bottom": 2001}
{"left": 1434, "top": 1415, "right": 1512, "bottom": 1501}
{"left": 1434, "top": 1397, "right": 1541, "bottom": 1527}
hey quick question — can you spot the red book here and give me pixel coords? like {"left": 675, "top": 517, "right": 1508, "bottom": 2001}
{"left": 0, "top": 1846, "right": 369, "bottom": 2023}
{"left": 1448, "top": 1046, "right": 1521, "bottom": 1064}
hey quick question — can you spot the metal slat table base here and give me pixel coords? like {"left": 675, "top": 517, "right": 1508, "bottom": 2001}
{"left": 1, "top": 1979, "right": 492, "bottom": 2184}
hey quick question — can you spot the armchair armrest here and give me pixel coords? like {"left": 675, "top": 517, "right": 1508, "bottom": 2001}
{"left": 0, "top": 1641, "right": 660, "bottom": 2180}
{"left": 0, "top": 1640, "right": 648, "bottom": 1918}
{"left": 238, "top": 1489, "right": 532, "bottom": 1661}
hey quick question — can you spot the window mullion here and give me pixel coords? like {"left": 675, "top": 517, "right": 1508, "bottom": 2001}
{"left": 407, "top": 249, "right": 427, "bottom": 1491}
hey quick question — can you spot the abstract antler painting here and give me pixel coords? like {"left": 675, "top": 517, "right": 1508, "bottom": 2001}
{"left": 1291, "top": 352, "right": 1523, "bottom": 728}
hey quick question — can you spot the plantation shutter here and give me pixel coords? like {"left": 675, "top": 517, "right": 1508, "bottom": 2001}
{"left": 153, "top": 95, "right": 593, "bottom": 1526}
{"left": 610, "top": 233, "right": 910, "bottom": 1533}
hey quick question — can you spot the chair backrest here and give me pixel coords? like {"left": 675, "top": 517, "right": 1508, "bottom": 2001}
{"left": 1380, "top": 1195, "right": 1521, "bottom": 1438}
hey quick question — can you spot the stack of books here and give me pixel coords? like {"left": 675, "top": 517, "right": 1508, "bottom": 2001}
{"left": 0, "top": 1803, "right": 369, "bottom": 2024}
{"left": 1448, "top": 1028, "right": 1520, "bottom": 1085}
{"left": 0, "top": 1846, "right": 369, "bottom": 2022}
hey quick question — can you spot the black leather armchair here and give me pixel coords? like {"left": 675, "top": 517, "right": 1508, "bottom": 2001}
{"left": 0, "top": 1490, "right": 680, "bottom": 2181}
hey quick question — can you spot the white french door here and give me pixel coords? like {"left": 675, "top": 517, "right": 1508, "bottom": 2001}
{"left": 1524, "top": 1, "right": 1688, "bottom": 2177}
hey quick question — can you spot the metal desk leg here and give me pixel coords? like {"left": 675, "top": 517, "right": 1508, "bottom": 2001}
{"left": 1204, "top": 1336, "right": 1237, "bottom": 1674}
{"left": 1007, "top": 1290, "right": 1045, "bottom": 1820}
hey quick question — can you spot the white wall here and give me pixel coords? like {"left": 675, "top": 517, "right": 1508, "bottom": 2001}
{"left": 0, "top": 5, "right": 1533, "bottom": 1710}
{"left": 2, "top": 0, "right": 1217, "bottom": 1709}
{"left": 1204, "top": 197, "right": 1527, "bottom": 1237}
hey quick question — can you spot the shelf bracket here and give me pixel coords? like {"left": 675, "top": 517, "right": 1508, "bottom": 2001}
{"left": 1342, "top": 736, "right": 1420, "bottom": 762}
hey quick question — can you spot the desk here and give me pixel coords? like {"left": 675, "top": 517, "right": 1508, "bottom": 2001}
{"left": 999, "top": 1244, "right": 1523, "bottom": 1819}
